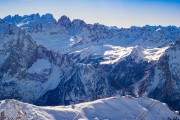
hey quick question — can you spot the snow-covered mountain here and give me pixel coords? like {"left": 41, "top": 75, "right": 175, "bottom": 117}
{"left": 4, "top": 13, "right": 56, "bottom": 32}
{"left": 4, "top": 14, "right": 180, "bottom": 51}
{"left": 1, "top": 13, "right": 180, "bottom": 114}
{"left": 0, "top": 96, "right": 179, "bottom": 120}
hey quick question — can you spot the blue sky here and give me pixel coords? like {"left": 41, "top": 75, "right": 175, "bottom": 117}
{"left": 0, "top": 0, "right": 180, "bottom": 27}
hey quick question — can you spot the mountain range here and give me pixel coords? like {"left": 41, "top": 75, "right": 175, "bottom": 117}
{"left": 0, "top": 13, "right": 180, "bottom": 119}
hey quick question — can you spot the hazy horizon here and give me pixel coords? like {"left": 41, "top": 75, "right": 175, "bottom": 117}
{"left": 0, "top": 0, "right": 180, "bottom": 28}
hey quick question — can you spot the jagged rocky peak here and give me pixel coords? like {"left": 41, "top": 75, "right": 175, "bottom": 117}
{"left": 57, "top": 15, "right": 71, "bottom": 27}
{"left": 4, "top": 14, "right": 23, "bottom": 24}
{"left": 3, "top": 14, "right": 22, "bottom": 24}
{"left": 92, "top": 23, "right": 108, "bottom": 31}
{"left": 41, "top": 13, "right": 56, "bottom": 23}
{"left": 0, "top": 19, "right": 36, "bottom": 52}
{"left": 57, "top": 15, "right": 87, "bottom": 32}
{"left": 72, "top": 19, "right": 86, "bottom": 27}
{"left": 3, "top": 13, "right": 57, "bottom": 26}
{"left": 22, "top": 13, "right": 56, "bottom": 23}
{"left": 41, "top": 13, "right": 56, "bottom": 21}
{"left": 0, "top": 19, "right": 19, "bottom": 38}
{"left": 31, "top": 13, "right": 40, "bottom": 19}
{"left": 22, "top": 13, "right": 41, "bottom": 21}
{"left": 2, "top": 13, "right": 69, "bottom": 32}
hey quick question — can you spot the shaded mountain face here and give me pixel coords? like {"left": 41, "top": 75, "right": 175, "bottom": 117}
{"left": 149, "top": 41, "right": 180, "bottom": 110}
{"left": 1, "top": 14, "right": 180, "bottom": 111}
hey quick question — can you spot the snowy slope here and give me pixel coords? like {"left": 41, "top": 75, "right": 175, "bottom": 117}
{"left": 0, "top": 96, "right": 179, "bottom": 120}
{"left": 27, "top": 59, "right": 51, "bottom": 74}
{"left": 69, "top": 45, "right": 169, "bottom": 64}
{"left": 148, "top": 40, "right": 180, "bottom": 111}
{"left": 0, "top": 19, "right": 62, "bottom": 103}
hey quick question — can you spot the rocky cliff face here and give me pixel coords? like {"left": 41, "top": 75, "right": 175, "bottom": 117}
{"left": 1, "top": 14, "right": 180, "bottom": 111}
{"left": 149, "top": 41, "right": 180, "bottom": 111}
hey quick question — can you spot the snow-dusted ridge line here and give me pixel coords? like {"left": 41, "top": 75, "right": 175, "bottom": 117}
{"left": 0, "top": 96, "right": 179, "bottom": 120}
{"left": 3, "top": 13, "right": 180, "bottom": 53}
{"left": 3, "top": 13, "right": 180, "bottom": 29}
{"left": 69, "top": 45, "right": 169, "bottom": 64}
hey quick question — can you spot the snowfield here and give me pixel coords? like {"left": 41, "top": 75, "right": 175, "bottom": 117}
{"left": 27, "top": 59, "right": 51, "bottom": 74}
{"left": 0, "top": 96, "right": 179, "bottom": 120}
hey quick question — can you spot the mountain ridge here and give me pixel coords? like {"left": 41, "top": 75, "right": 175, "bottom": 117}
{"left": 3, "top": 13, "right": 180, "bottom": 28}
{"left": 0, "top": 96, "right": 179, "bottom": 120}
